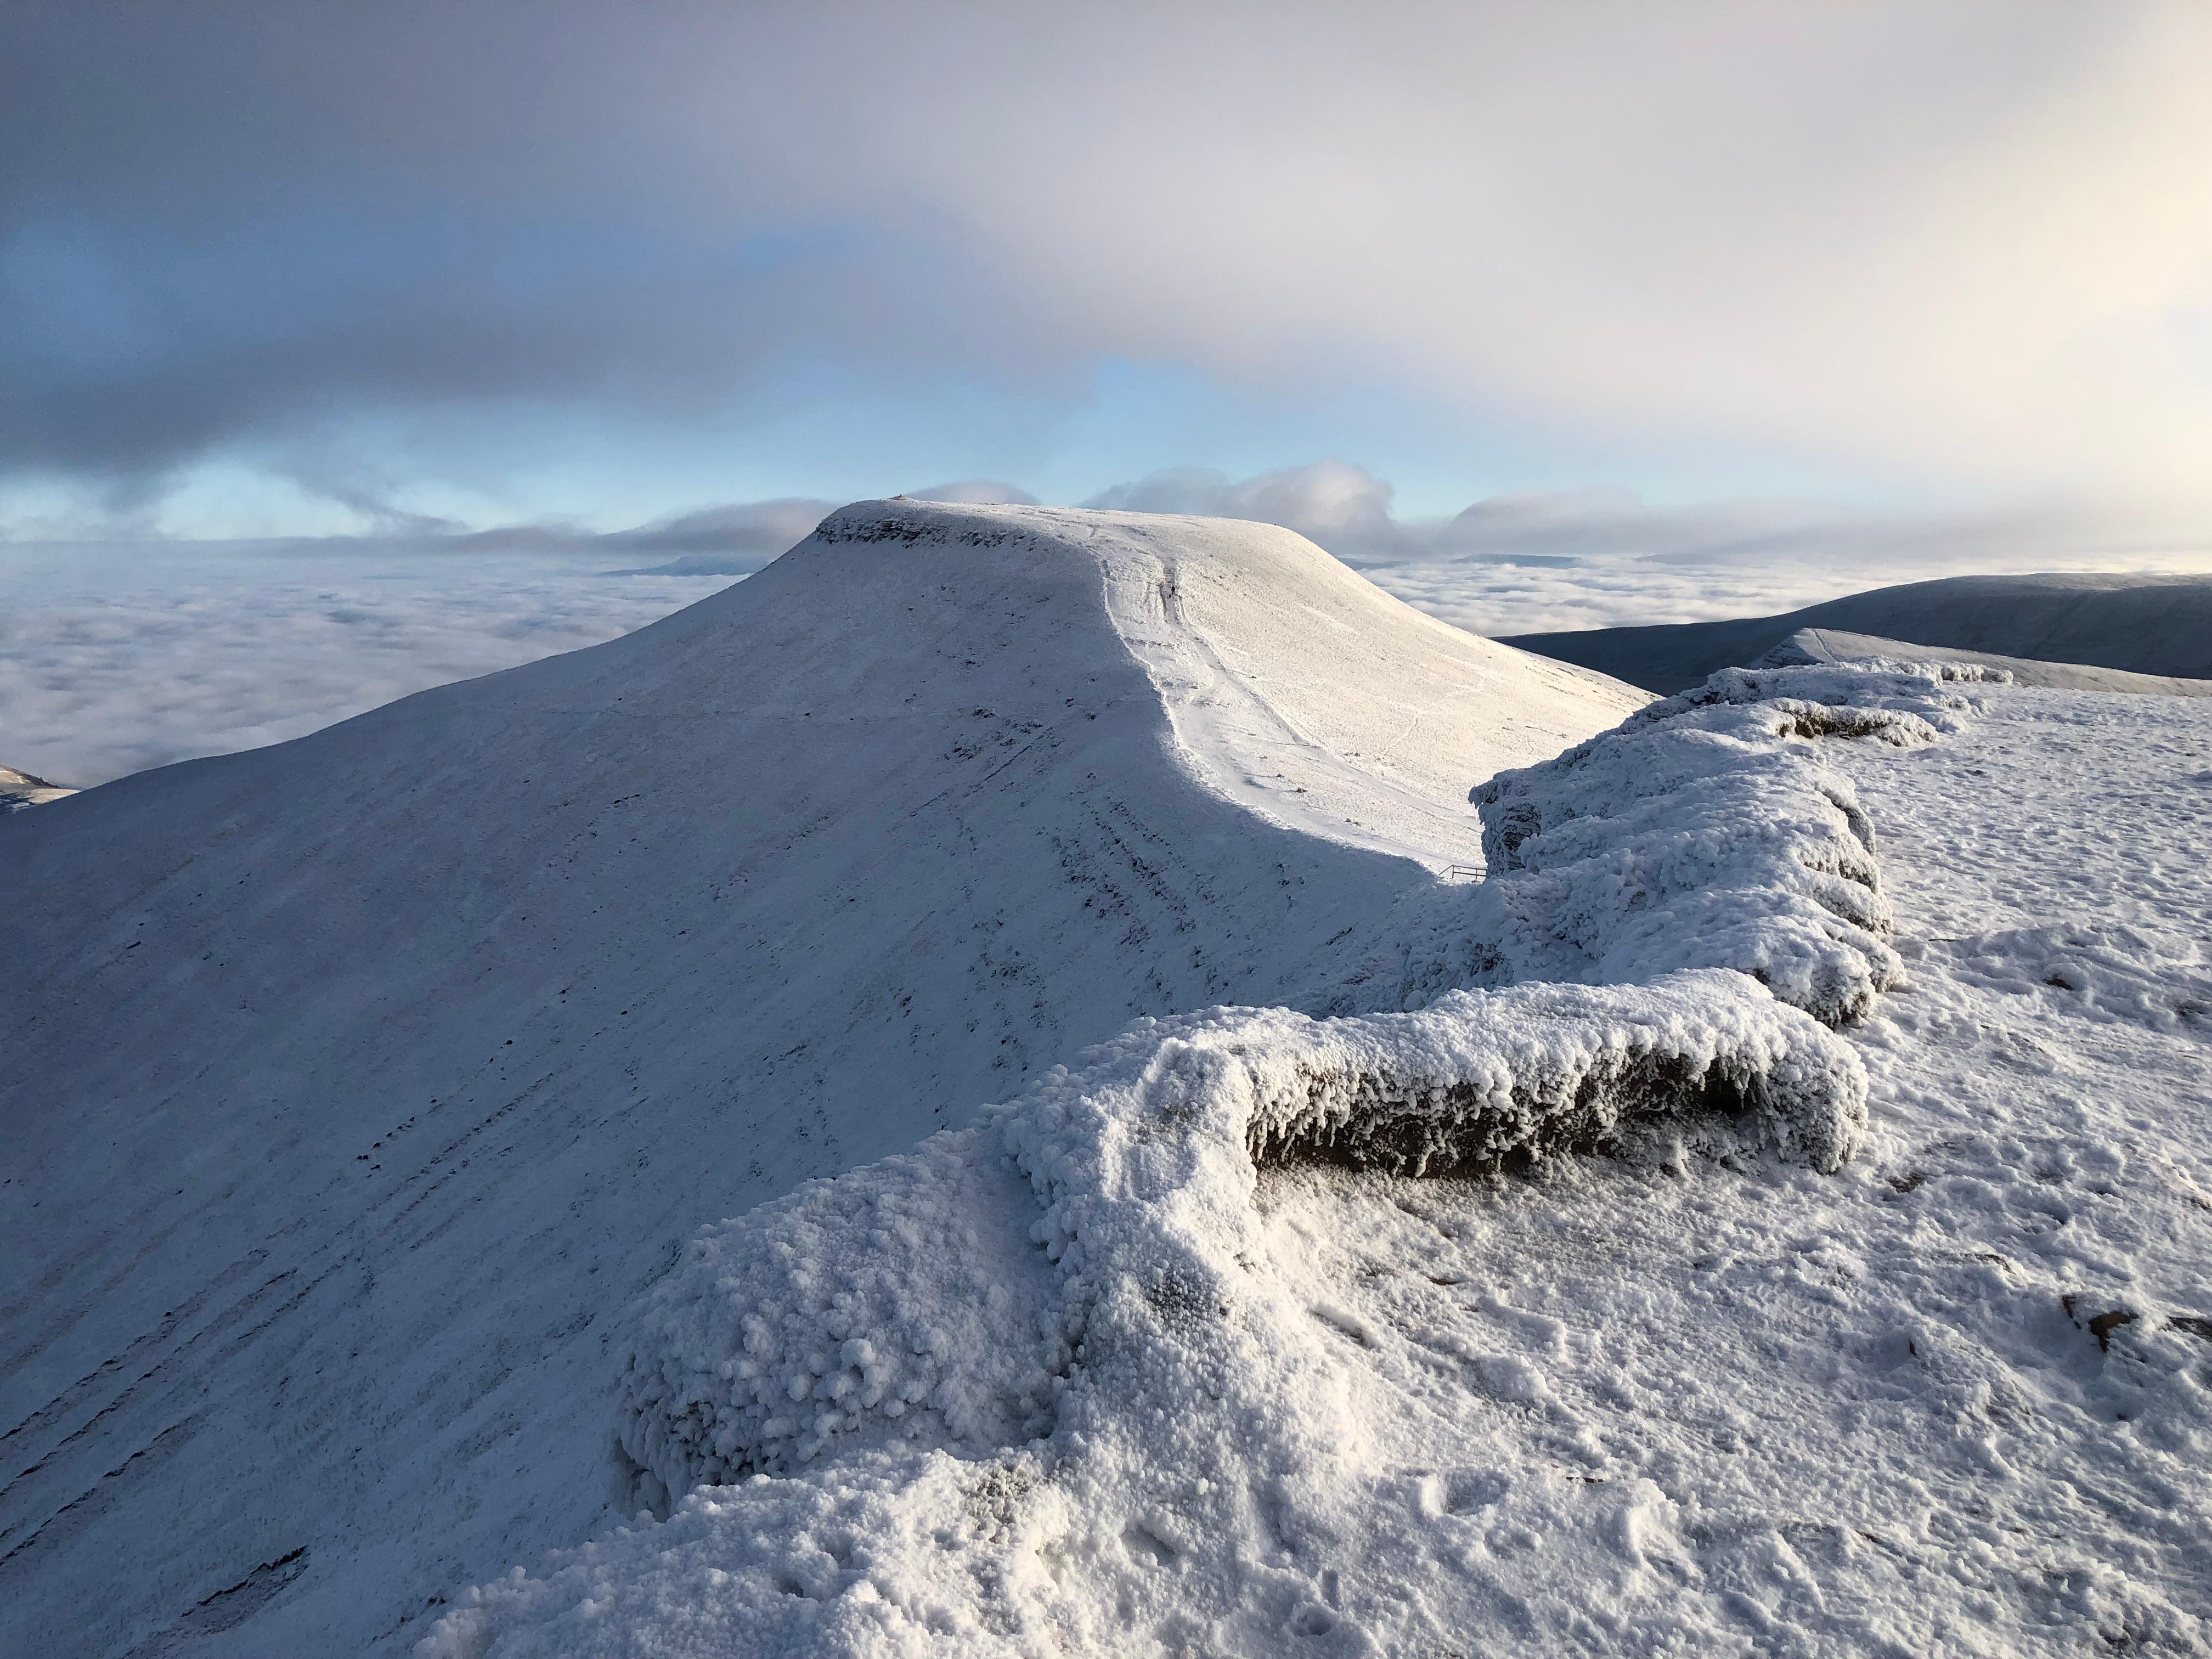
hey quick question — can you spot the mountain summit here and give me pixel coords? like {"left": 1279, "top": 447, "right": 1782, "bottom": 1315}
{"left": 0, "top": 501, "right": 1643, "bottom": 1656}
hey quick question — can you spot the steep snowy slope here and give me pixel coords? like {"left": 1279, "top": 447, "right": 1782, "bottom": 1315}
{"left": 0, "top": 501, "right": 1641, "bottom": 1658}
{"left": 427, "top": 666, "right": 2212, "bottom": 1659}
{"left": 1080, "top": 507, "right": 1640, "bottom": 866}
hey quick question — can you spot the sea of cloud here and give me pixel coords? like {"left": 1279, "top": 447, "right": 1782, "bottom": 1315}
{"left": 0, "top": 542, "right": 731, "bottom": 787}
{"left": 7, "top": 467, "right": 2208, "bottom": 789}
{"left": 1088, "top": 461, "right": 2212, "bottom": 635}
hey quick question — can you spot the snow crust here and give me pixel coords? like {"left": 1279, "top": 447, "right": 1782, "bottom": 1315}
{"left": 0, "top": 503, "right": 1641, "bottom": 1657}
{"left": 417, "top": 662, "right": 2006, "bottom": 1659}
{"left": 614, "top": 974, "right": 1863, "bottom": 1506}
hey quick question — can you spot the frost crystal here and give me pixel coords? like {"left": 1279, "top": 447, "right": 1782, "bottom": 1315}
{"left": 427, "top": 661, "right": 1998, "bottom": 1659}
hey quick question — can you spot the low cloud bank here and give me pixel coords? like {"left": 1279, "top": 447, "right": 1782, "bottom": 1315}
{"left": 907, "top": 479, "right": 1040, "bottom": 507}
{"left": 593, "top": 500, "right": 839, "bottom": 575}
{"left": 7, "top": 464, "right": 2209, "bottom": 789}
{"left": 1085, "top": 461, "right": 2212, "bottom": 636}
{"left": 0, "top": 544, "right": 733, "bottom": 787}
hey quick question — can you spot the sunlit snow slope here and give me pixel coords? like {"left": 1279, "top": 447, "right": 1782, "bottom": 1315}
{"left": 1762, "top": 627, "right": 2212, "bottom": 697}
{"left": 0, "top": 501, "right": 1642, "bottom": 1658}
{"left": 0, "top": 764, "right": 73, "bottom": 812}
{"left": 424, "top": 665, "right": 2212, "bottom": 1659}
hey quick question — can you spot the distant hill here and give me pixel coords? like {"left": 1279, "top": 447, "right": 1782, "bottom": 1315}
{"left": 1761, "top": 627, "right": 2212, "bottom": 697}
{"left": 1501, "top": 572, "right": 2212, "bottom": 693}
{"left": 0, "top": 765, "right": 73, "bottom": 812}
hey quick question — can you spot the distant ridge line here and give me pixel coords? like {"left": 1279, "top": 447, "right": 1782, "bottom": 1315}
{"left": 1500, "top": 571, "right": 2212, "bottom": 693}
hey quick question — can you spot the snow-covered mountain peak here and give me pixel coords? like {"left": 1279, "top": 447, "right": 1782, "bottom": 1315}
{"left": 793, "top": 498, "right": 1649, "bottom": 868}
{"left": 0, "top": 503, "right": 1641, "bottom": 1658}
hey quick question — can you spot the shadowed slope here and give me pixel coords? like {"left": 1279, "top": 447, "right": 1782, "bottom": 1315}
{"left": 0, "top": 501, "right": 1640, "bottom": 1658}
{"left": 1503, "top": 572, "right": 2212, "bottom": 693}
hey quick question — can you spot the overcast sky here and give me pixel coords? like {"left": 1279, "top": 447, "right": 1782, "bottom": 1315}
{"left": 5, "top": 1, "right": 2209, "bottom": 540}
{"left": 7, "top": 3, "right": 2212, "bottom": 785}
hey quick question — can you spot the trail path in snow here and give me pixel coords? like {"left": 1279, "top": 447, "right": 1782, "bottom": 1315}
{"left": 0, "top": 503, "right": 1640, "bottom": 1659}
{"left": 430, "top": 676, "right": 2212, "bottom": 1658}
{"left": 1248, "top": 685, "right": 2212, "bottom": 1654}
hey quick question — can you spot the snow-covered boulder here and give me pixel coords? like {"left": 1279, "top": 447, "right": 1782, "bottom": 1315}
{"left": 614, "top": 972, "right": 1867, "bottom": 1510}
{"left": 1453, "top": 662, "right": 2000, "bottom": 1024}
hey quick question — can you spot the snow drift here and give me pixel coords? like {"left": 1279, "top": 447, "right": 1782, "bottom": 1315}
{"left": 0, "top": 502, "right": 1643, "bottom": 1657}
{"left": 422, "top": 658, "right": 1990, "bottom": 1659}
{"left": 1348, "top": 661, "right": 1999, "bottom": 1025}
{"left": 1759, "top": 626, "right": 2212, "bottom": 697}
{"left": 615, "top": 973, "right": 1863, "bottom": 1509}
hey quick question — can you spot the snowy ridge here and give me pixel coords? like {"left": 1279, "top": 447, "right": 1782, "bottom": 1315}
{"left": 613, "top": 973, "right": 1864, "bottom": 1505}
{"left": 1499, "top": 571, "right": 2212, "bottom": 693}
{"left": 421, "top": 661, "right": 1990, "bottom": 1659}
{"left": 0, "top": 764, "right": 73, "bottom": 812}
{"left": 1378, "top": 661, "right": 2002, "bottom": 1025}
{"left": 0, "top": 503, "right": 1646, "bottom": 1659}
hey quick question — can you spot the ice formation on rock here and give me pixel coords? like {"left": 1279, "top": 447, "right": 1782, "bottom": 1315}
{"left": 615, "top": 972, "right": 1865, "bottom": 1506}
{"left": 1408, "top": 661, "right": 2004, "bottom": 1025}
{"left": 426, "top": 660, "right": 1983, "bottom": 1659}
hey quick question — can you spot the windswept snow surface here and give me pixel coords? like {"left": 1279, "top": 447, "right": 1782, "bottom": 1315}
{"left": 410, "top": 658, "right": 2212, "bottom": 1659}
{"left": 0, "top": 503, "right": 1644, "bottom": 1657}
